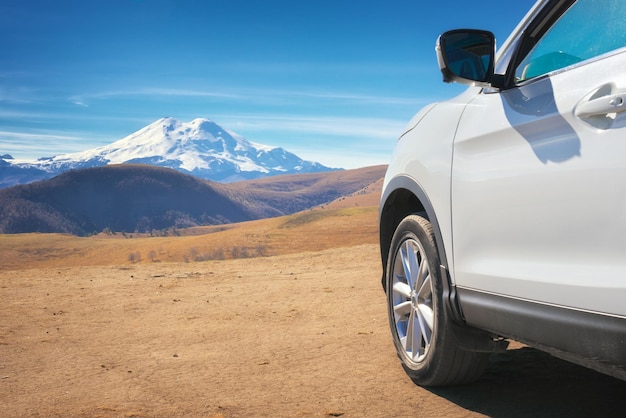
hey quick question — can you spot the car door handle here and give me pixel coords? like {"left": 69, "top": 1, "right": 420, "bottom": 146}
{"left": 576, "top": 92, "right": 626, "bottom": 118}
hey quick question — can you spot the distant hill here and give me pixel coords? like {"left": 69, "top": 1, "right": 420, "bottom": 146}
{"left": 1, "top": 118, "right": 339, "bottom": 187}
{"left": 228, "top": 164, "right": 386, "bottom": 216}
{"left": 0, "top": 157, "right": 50, "bottom": 188}
{"left": 0, "top": 164, "right": 385, "bottom": 235}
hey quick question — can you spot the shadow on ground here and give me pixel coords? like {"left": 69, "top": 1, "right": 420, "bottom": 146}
{"left": 428, "top": 347, "right": 626, "bottom": 417}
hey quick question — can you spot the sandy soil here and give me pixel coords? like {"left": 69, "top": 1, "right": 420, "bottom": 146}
{"left": 2, "top": 242, "right": 625, "bottom": 417}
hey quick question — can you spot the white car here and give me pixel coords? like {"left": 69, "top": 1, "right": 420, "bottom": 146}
{"left": 379, "top": 0, "right": 626, "bottom": 386}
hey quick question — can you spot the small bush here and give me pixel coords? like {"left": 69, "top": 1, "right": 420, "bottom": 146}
{"left": 128, "top": 251, "right": 142, "bottom": 264}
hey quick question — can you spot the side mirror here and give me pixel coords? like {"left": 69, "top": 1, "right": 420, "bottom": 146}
{"left": 436, "top": 29, "right": 496, "bottom": 87}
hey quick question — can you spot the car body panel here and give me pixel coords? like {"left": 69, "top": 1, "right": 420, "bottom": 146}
{"left": 382, "top": 88, "right": 480, "bottom": 282}
{"left": 452, "top": 49, "right": 626, "bottom": 317}
{"left": 379, "top": 0, "right": 626, "bottom": 380}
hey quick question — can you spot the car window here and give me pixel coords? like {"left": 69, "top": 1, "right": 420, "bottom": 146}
{"left": 515, "top": 0, "right": 626, "bottom": 82}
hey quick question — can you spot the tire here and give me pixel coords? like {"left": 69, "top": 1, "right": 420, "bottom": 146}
{"left": 386, "top": 214, "right": 489, "bottom": 386}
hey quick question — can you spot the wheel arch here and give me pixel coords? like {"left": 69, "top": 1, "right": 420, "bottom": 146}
{"left": 380, "top": 175, "right": 507, "bottom": 353}
{"left": 379, "top": 175, "right": 449, "bottom": 290}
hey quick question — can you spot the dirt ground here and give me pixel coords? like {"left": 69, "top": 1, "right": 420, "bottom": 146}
{"left": 2, "top": 243, "right": 626, "bottom": 417}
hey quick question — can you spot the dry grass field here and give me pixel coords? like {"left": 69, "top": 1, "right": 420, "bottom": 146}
{"left": 0, "top": 205, "right": 379, "bottom": 271}
{"left": 1, "top": 190, "right": 625, "bottom": 416}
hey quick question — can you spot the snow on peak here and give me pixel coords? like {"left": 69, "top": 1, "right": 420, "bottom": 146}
{"left": 12, "top": 117, "right": 337, "bottom": 183}
{"left": 44, "top": 117, "right": 265, "bottom": 172}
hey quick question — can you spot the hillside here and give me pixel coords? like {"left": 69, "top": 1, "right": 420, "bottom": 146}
{"left": 228, "top": 164, "right": 386, "bottom": 215}
{"left": 0, "top": 164, "right": 386, "bottom": 236}
{"left": 0, "top": 205, "right": 380, "bottom": 270}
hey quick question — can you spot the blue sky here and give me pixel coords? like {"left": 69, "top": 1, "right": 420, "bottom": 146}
{"left": 0, "top": 0, "right": 536, "bottom": 169}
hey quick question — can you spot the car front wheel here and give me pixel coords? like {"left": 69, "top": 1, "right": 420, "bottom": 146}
{"left": 386, "top": 214, "right": 489, "bottom": 386}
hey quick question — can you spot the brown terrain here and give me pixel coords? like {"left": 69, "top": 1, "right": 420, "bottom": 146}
{"left": 0, "top": 164, "right": 389, "bottom": 236}
{"left": 1, "top": 178, "right": 625, "bottom": 417}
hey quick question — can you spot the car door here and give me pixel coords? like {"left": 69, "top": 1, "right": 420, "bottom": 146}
{"left": 450, "top": 0, "right": 626, "bottom": 317}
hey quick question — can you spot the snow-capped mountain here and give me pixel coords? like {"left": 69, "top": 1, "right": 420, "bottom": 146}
{"left": 1, "top": 118, "right": 338, "bottom": 187}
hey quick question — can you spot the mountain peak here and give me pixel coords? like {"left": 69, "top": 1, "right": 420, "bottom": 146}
{"left": 2, "top": 118, "right": 339, "bottom": 187}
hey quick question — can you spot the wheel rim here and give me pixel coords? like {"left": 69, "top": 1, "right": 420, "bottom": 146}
{"left": 391, "top": 238, "right": 434, "bottom": 363}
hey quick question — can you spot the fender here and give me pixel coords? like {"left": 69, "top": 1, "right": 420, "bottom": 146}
{"left": 379, "top": 175, "right": 454, "bottom": 316}
{"left": 379, "top": 175, "right": 507, "bottom": 353}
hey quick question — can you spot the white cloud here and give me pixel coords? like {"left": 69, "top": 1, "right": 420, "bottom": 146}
{"left": 68, "top": 85, "right": 429, "bottom": 109}
{"left": 214, "top": 114, "right": 406, "bottom": 141}
{"left": 0, "top": 130, "right": 79, "bottom": 142}
{"left": 0, "top": 130, "right": 104, "bottom": 160}
{"left": 69, "top": 88, "right": 242, "bottom": 105}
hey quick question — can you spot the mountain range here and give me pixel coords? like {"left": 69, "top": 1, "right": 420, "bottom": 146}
{"left": 0, "top": 117, "right": 338, "bottom": 188}
{"left": 0, "top": 164, "right": 386, "bottom": 236}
